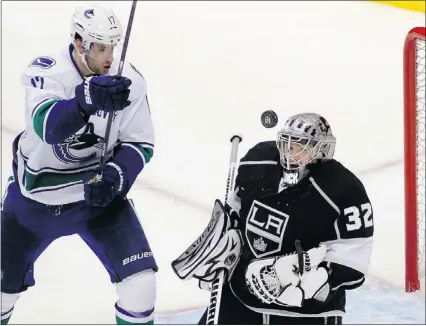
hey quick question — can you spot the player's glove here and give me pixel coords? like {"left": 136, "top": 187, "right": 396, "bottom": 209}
{"left": 245, "top": 245, "right": 330, "bottom": 307}
{"left": 75, "top": 75, "right": 132, "bottom": 117}
{"left": 171, "top": 200, "right": 243, "bottom": 290}
{"left": 83, "top": 162, "right": 125, "bottom": 207}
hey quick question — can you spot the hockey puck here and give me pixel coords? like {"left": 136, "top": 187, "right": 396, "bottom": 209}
{"left": 261, "top": 110, "right": 278, "bottom": 128}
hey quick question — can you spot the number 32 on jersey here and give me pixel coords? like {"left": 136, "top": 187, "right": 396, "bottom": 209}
{"left": 344, "top": 203, "right": 373, "bottom": 231}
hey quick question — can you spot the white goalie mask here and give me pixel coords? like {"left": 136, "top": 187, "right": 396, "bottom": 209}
{"left": 70, "top": 5, "right": 123, "bottom": 74}
{"left": 276, "top": 113, "right": 336, "bottom": 186}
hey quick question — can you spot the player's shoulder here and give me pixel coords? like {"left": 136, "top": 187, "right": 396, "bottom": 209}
{"left": 22, "top": 46, "right": 73, "bottom": 80}
{"left": 241, "top": 141, "right": 280, "bottom": 164}
{"left": 122, "top": 62, "right": 147, "bottom": 89}
{"left": 311, "top": 159, "right": 367, "bottom": 194}
{"left": 111, "top": 61, "right": 148, "bottom": 103}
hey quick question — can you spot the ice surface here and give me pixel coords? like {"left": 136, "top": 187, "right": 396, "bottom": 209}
{"left": 1, "top": 1, "right": 425, "bottom": 324}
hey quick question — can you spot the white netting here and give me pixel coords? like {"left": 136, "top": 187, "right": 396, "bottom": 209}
{"left": 260, "top": 265, "right": 282, "bottom": 297}
{"left": 416, "top": 36, "right": 425, "bottom": 279}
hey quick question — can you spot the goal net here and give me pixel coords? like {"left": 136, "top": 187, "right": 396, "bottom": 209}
{"left": 404, "top": 26, "right": 425, "bottom": 293}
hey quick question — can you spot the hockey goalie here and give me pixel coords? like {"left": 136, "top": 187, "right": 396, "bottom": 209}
{"left": 172, "top": 112, "right": 374, "bottom": 325}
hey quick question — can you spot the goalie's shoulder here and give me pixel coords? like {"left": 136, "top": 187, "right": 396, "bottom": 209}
{"left": 310, "top": 159, "right": 369, "bottom": 204}
{"left": 317, "top": 159, "right": 366, "bottom": 190}
{"left": 240, "top": 141, "right": 280, "bottom": 165}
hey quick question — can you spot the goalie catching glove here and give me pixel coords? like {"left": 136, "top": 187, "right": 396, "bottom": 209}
{"left": 171, "top": 200, "right": 243, "bottom": 288}
{"left": 245, "top": 243, "right": 330, "bottom": 307}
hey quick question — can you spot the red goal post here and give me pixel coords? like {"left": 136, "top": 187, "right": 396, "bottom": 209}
{"left": 404, "top": 26, "right": 425, "bottom": 293}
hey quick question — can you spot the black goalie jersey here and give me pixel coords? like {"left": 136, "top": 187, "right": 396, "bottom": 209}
{"left": 227, "top": 141, "right": 374, "bottom": 317}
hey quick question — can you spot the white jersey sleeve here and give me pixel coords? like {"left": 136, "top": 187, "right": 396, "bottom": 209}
{"left": 21, "top": 71, "right": 66, "bottom": 142}
{"left": 115, "top": 62, "right": 155, "bottom": 167}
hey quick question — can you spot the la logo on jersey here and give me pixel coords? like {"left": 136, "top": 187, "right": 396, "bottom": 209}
{"left": 245, "top": 200, "right": 290, "bottom": 258}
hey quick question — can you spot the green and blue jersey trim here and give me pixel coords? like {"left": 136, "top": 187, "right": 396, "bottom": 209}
{"left": 23, "top": 169, "right": 85, "bottom": 192}
{"left": 1, "top": 176, "right": 15, "bottom": 209}
{"left": 22, "top": 161, "right": 98, "bottom": 192}
{"left": 121, "top": 143, "right": 154, "bottom": 167}
{"left": 116, "top": 315, "right": 153, "bottom": 324}
{"left": 32, "top": 99, "right": 61, "bottom": 142}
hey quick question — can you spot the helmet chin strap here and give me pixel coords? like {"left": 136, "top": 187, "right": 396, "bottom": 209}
{"left": 73, "top": 41, "right": 96, "bottom": 75}
{"left": 81, "top": 53, "right": 96, "bottom": 75}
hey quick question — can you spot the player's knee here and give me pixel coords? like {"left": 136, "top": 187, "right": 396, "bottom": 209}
{"left": 115, "top": 269, "right": 156, "bottom": 323}
{"left": 1, "top": 292, "right": 20, "bottom": 324}
{"left": 1, "top": 292, "right": 20, "bottom": 313}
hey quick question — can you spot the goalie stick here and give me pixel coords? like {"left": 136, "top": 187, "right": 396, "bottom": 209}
{"left": 295, "top": 239, "right": 305, "bottom": 276}
{"left": 206, "top": 134, "right": 243, "bottom": 325}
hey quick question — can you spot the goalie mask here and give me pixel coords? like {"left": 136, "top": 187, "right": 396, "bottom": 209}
{"left": 276, "top": 113, "right": 336, "bottom": 186}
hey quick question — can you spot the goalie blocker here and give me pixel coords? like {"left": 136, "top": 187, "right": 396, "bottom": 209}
{"left": 171, "top": 200, "right": 243, "bottom": 289}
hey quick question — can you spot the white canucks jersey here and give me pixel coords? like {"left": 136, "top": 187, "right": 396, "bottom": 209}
{"left": 16, "top": 45, "right": 154, "bottom": 205}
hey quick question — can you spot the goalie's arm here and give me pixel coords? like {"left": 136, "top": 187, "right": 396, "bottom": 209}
{"left": 321, "top": 175, "right": 374, "bottom": 292}
{"left": 320, "top": 262, "right": 365, "bottom": 292}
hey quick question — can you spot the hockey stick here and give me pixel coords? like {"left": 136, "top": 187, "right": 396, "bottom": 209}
{"left": 206, "top": 134, "right": 243, "bottom": 325}
{"left": 89, "top": 0, "right": 138, "bottom": 183}
{"left": 295, "top": 239, "right": 304, "bottom": 276}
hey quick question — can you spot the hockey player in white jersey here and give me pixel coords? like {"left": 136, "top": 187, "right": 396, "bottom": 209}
{"left": 1, "top": 5, "right": 157, "bottom": 325}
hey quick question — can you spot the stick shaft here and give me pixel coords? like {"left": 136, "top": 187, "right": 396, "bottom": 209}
{"left": 206, "top": 271, "right": 226, "bottom": 325}
{"left": 206, "top": 134, "right": 242, "bottom": 325}
{"left": 99, "top": 0, "right": 138, "bottom": 172}
{"left": 224, "top": 135, "right": 242, "bottom": 202}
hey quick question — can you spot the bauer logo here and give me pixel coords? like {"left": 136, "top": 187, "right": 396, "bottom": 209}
{"left": 123, "top": 251, "right": 153, "bottom": 266}
{"left": 84, "top": 78, "right": 92, "bottom": 105}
